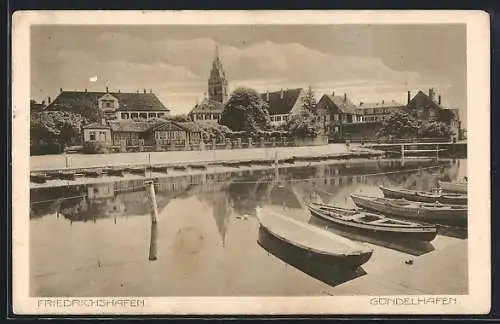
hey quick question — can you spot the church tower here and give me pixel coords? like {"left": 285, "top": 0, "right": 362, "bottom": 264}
{"left": 208, "top": 44, "right": 229, "bottom": 103}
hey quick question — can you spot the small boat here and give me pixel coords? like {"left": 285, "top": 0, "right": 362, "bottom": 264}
{"left": 30, "top": 173, "right": 47, "bottom": 184}
{"left": 256, "top": 207, "right": 373, "bottom": 269}
{"left": 438, "top": 180, "right": 467, "bottom": 194}
{"left": 379, "top": 186, "right": 467, "bottom": 205}
{"left": 150, "top": 165, "right": 169, "bottom": 173}
{"left": 379, "top": 186, "right": 440, "bottom": 203}
{"left": 307, "top": 203, "right": 437, "bottom": 242}
{"left": 104, "top": 167, "right": 124, "bottom": 177}
{"left": 350, "top": 194, "right": 467, "bottom": 225}
{"left": 127, "top": 167, "right": 146, "bottom": 175}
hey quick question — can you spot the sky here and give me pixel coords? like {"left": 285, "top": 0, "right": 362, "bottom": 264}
{"left": 31, "top": 24, "right": 467, "bottom": 124}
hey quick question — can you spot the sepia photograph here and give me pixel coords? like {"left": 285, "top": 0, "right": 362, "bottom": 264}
{"left": 12, "top": 10, "right": 490, "bottom": 315}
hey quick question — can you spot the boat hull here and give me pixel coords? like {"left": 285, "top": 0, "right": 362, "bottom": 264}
{"left": 439, "top": 194, "right": 467, "bottom": 205}
{"left": 351, "top": 195, "right": 467, "bottom": 225}
{"left": 258, "top": 224, "right": 372, "bottom": 270}
{"left": 308, "top": 207, "right": 437, "bottom": 242}
{"left": 438, "top": 181, "right": 467, "bottom": 194}
{"left": 379, "top": 186, "right": 437, "bottom": 203}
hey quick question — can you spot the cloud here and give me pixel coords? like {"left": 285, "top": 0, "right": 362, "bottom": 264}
{"left": 32, "top": 31, "right": 443, "bottom": 115}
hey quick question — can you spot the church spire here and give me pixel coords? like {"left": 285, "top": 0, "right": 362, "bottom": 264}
{"left": 208, "top": 43, "right": 229, "bottom": 103}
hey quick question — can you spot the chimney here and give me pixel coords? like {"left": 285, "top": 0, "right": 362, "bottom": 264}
{"left": 266, "top": 90, "right": 270, "bottom": 101}
{"left": 428, "top": 88, "right": 435, "bottom": 101}
{"left": 85, "top": 88, "right": 87, "bottom": 93}
{"left": 359, "top": 102, "right": 364, "bottom": 106}
{"left": 60, "top": 88, "right": 63, "bottom": 93}
{"left": 118, "top": 89, "right": 121, "bottom": 93}
{"left": 332, "top": 90, "right": 335, "bottom": 96}
{"left": 382, "top": 100, "right": 385, "bottom": 104}
{"left": 149, "top": 89, "right": 152, "bottom": 94}
{"left": 438, "top": 94, "right": 442, "bottom": 105}
{"left": 48, "top": 96, "right": 51, "bottom": 104}
{"left": 407, "top": 91, "right": 411, "bottom": 104}
{"left": 41, "top": 100, "right": 45, "bottom": 106}
{"left": 143, "top": 89, "right": 146, "bottom": 94}
{"left": 280, "top": 88, "right": 284, "bottom": 100}
{"left": 344, "top": 93, "right": 347, "bottom": 102}
{"left": 106, "top": 86, "right": 109, "bottom": 93}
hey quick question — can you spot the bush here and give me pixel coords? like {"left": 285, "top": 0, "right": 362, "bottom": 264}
{"left": 81, "top": 142, "right": 110, "bottom": 154}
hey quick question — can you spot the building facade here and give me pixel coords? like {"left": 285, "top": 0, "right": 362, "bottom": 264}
{"left": 260, "top": 88, "right": 306, "bottom": 127}
{"left": 405, "top": 88, "right": 461, "bottom": 138}
{"left": 189, "top": 46, "right": 229, "bottom": 122}
{"left": 357, "top": 100, "right": 404, "bottom": 122}
{"left": 315, "top": 92, "right": 362, "bottom": 139}
{"left": 82, "top": 120, "right": 201, "bottom": 148}
{"left": 46, "top": 87, "right": 171, "bottom": 122}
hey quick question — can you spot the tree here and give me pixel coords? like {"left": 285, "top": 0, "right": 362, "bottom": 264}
{"left": 220, "top": 87, "right": 271, "bottom": 133}
{"left": 170, "top": 114, "right": 190, "bottom": 122}
{"left": 376, "top": 110, "right": 421, "bottom": 139}
{"left": 286, "top": 108, "right": 319, "bottom": 139}
{"left": 196, "top": 120, "right": 233, "bottom": 141}
{"left": 418, "top": 121, "right": 453, "bottom": 138}
{"left": 285, "top": 85, "right": 319, "bottom": 139}
{"left": 301, "top": 85, "right": 317, "bottom": 112}
{"left": 31, "top": 111, "right": 89, "bottom": 150}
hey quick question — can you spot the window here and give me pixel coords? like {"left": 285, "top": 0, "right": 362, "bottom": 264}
{"left": 89, "top": 131, "right": 96, "bottom": 141}
{"left": 283, "top": 115, "right": 288, "bottom": 122}
{"left": 334, "top": 114, "right": 339, "bottom": 121}
{"left": 276, "top": 116, "right": 281, "bottom": 122}
{"left": 105, "top": 101, "right": 113, "bottom": 108}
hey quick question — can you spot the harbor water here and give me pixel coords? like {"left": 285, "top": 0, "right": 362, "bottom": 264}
{"left": 30, "top": 158, "right": 468, "bottom": 297}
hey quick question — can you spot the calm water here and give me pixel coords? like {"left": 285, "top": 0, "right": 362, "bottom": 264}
{"left": 30, "top": 158, "right": 467, "bottom": 297}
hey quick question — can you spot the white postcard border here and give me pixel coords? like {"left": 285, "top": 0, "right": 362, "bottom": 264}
{"left": 12, "top": 10, "right": 491, "bottom": 315}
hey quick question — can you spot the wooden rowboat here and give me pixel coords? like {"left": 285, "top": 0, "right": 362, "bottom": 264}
{"left": 438, "top": 180, "right": 467, "bottom": 194}
{"left": 350, "top": 194, "right": 467, "bottom": 225}
{"left": 379, "top": 186, "right": 467, "bottom": 205}
{"left": 256, "top": 207, "right": 373, "bottom": 269}
{"left": 307, "top": 203, "right": 437, "bottom": 242}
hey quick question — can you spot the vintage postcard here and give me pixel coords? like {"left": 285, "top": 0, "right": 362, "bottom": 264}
{"left": 12, "top": 10, "right": 490, "bottom": 315}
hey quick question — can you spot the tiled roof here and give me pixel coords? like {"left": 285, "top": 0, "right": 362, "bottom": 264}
{"left": 322, "top": 94, "right": 358, "bottom": 114}
{"left": 189, "top": 98, "right": 224, "bottom": 114}
{"left": 260, "top": 88, "right": 304, "bottom": 115}
{"left": 108, "top": 120, "right": 154, "bottom": 133}
{"left": 83, "top": 122, "right": 111, "bottom": 130}
{"left": 46, "top": 90, "right": 170, "bottom": 113}
{"left": 357, "top": 100, "right": 404, "bottom": 109}
{"left": 407, "top": 91, "right": 444, "bottom": 110}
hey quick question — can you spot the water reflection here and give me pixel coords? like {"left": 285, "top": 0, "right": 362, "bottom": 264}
{"left": 30, "top": 158, "right": 466, "bottom": 295}
{"left": 307, "top": 216, "right": 435, "bottom": 256}
{"left": 257, "top": 225, "right": 367, "bottom": 287}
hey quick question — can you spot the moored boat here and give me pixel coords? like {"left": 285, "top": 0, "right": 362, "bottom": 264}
{"left": 307, "top": 203, "right": 437, "bottom": 242}
{"left": 256, "top": 207, "right": 373, "bottom": 269}
{"left": 438, "top": 180, "right": 467, "bottom": 194}
{"left": 350, "top": 194, "right": 467, "bottom": 225}
{"left": 379, "top": 186, "right": 467, "bottom": 205}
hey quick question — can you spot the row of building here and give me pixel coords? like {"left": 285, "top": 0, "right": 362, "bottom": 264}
{"left": 32, "top": 45, "right": 461, "bottom": 147}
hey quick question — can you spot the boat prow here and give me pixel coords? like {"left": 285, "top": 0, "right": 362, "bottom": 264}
{"left": 256, "top": 207, "right": 373, "bottom": 269}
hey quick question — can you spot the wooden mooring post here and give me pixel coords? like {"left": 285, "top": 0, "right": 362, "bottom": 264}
{"left": 145, "top": 180, "right": 159, "bottom": 261}
{"left": 274, "top": 152, "right": 279, "bottom": 183}
{"left": 149, "top": 222, "right": 158, "bottom": 261}
{"left": 145, "top": 180, "right": 159, "bottom": 224}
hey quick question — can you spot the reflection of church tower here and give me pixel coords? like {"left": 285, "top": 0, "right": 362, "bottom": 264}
{"left": 212, "top": 194, "right": 231, "bottom": 247}
{"left": 208, "top": 44, "right": 229, "bottom": 103}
